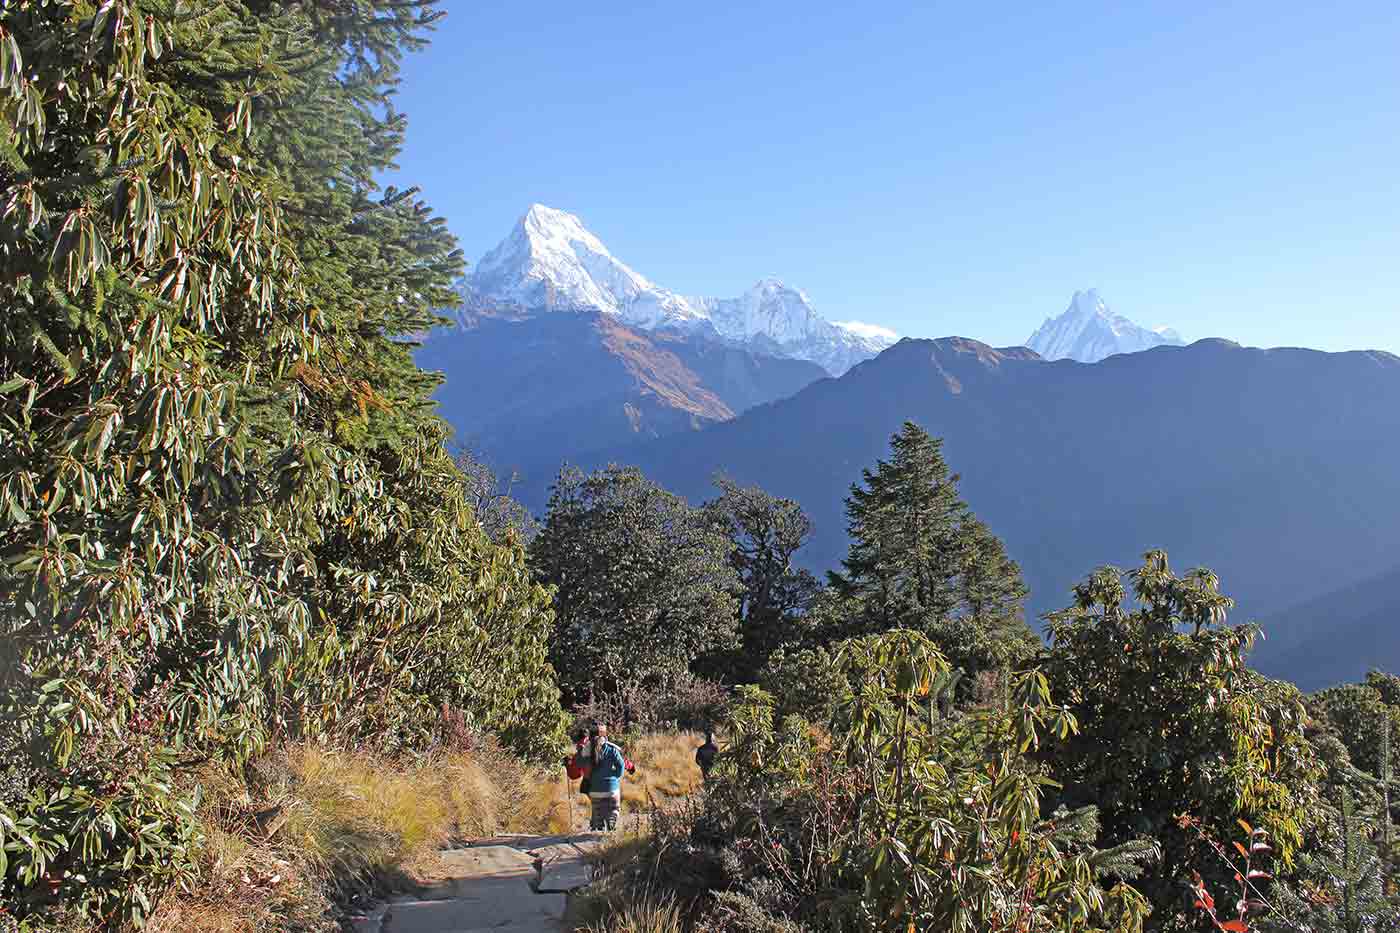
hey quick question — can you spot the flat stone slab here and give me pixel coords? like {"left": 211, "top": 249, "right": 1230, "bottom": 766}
{"left": 439, "top": 845, "right": 536, "bottom": 878}
{"left": 381, "top": 872, "right": 563, "bottom": 932}
{"left": 365, "top": 836, "right": 602, "bottom": 933}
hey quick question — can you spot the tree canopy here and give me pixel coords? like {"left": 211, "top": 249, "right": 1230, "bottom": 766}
{"left": 0, "top": 2, "right": 561, "bottom": 922}
{"left": 531, "top": 465, "right": 740, "bottom": 703}
{"left": 1043, "top": 551, "right": 1321, "bottom": 931}
{"left": 700, "top": 476, "right": 820, "bottom": 683}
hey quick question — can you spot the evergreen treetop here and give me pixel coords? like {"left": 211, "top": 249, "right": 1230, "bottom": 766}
{"left": 828, "top": 421, "right": 1036, "bottom": 679}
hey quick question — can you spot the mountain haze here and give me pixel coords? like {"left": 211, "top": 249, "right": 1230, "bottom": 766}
{"left": 1252, "top": 564, "right": 1400, "bottom": 691}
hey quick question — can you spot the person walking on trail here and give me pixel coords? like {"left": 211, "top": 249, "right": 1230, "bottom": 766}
{"left": 695, "top": 730, "right": 719, "bottom": 781}
{"left": 574, "top": 723, "right": 635, "bottom": 831}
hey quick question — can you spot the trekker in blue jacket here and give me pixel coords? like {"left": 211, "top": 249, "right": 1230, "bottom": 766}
{"left": 578, "top": 722, "right": 634, "bottom": 831}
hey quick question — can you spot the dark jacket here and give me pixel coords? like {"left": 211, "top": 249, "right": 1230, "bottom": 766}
{"left": 695, "top": 739, "right": 718, "bottom": 776}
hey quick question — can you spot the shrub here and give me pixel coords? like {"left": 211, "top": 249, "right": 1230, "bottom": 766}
{"left": 758, "top": 646, "right": 846, "bottom": 721}
{"left": 588, "top": 631, "right": 1159, "bottom": 933}
{"left": 0, "top": 2, "right": 564, "bottom": 924}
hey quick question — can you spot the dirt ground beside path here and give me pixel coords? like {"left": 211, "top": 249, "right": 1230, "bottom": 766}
{"left": 348, "top": 834, "right": 603, "bottom": 933}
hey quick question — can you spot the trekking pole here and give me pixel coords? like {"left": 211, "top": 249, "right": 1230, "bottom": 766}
{"left": 563, "top": 772, "right": 574, "bottom": 833}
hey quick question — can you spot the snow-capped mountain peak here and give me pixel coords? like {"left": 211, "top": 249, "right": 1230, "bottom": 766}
{"left": 1026, "top": 289, "right": 1184, "bottom": 363}
{"left": 469, "top": 204, "right": 706, "bottom": 330}
{"left": 466, "top": 205, "right": 897, "bottom": 374}
{"left": 691, "top": 278, "right": 895, "bottom": 375}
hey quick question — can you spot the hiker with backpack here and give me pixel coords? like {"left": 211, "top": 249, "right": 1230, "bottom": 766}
{"left": 565, "top": 722, "right": 635, "bottom": 831}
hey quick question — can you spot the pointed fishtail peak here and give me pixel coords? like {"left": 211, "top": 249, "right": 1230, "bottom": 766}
{"left": 1026, "top": 289, "right": 1185, "bottom": 363}
{"left": 1067, "top": 288, "right": 1109, "bottom": 317}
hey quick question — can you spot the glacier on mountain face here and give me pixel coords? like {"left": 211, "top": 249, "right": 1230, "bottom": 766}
{"left": 464, "top": 204, "right": 896, "bottom": 376}
{"left": 1025, "top": 289, "right": 1185, "bottom": 363}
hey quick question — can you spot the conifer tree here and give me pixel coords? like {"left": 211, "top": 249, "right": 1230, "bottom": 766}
{"left": 828, "top": 421, "right": 1036, "bottom": 680}
{"left": 1382, "top": 715, "right": 1393, "bottom": 849}
{"left": 1262, "top": 789, "right": 1400, "bottom": 933}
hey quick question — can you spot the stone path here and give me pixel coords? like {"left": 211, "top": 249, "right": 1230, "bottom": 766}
{"left": 349, "top": 833, "right": 602, "bottom": 933}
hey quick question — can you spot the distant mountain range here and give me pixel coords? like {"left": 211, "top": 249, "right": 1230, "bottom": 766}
{"left": 537, "top": 336, "right": 1400, "bottom": 688}
{"left": 1026, "top": 289, "right": 1185, "bottom": 363}
{"left": 461, "top": 204, "right": 895, "bottom": 376}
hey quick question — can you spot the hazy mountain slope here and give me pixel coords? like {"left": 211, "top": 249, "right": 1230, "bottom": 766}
{"left": 1252, "top": 564, "right": 1400, "bottom": 691}
{"left": 555, "top": 338, "right": 1400, "bottom": 651}
{"left": 1027, "top": 289, "right": 1184, "bottom": 362}
{"left": 415, "top": 312, "right": 826, "bottom": 479}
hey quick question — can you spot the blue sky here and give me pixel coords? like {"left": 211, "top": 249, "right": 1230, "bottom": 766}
{"left": 386, "top": 1, "right": 1400, "bottom": 352}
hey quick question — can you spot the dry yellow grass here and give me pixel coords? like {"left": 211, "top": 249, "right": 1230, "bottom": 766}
{"left": 515, "top": 770, "right": 582, "bottom": 835}
{"left": 620, "top": 731, "right": 706, "bottom": 813}
{"left": 581, "top": 893, "right": 684, "bottom": 933}
{"left": 145, "top": 732, "right": 708, "bottom": 931}
{"left": 147, "top": 741, "right": 544, "bottom": 932}
{"left": 564, "top": 833, "right": 673, "bottom": 933}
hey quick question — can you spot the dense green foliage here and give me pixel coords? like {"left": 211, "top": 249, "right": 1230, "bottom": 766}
{"left": 828, "top": 421, "right": 1037, "bottom": 683}
{"left": 1262, "top": 789, "right": 1400, "bottom": 933}
{"left": 0, "top": 2, "right": 561, "bottom": 924}
{"left": 1042, "top": 552, "right": 1321, "bottom": 930}
{"left": 700, "top": 477, "right": 820, "bottom": 684}
{"left": 603, "top": 630, "right": 1159, "bottom": 933}
{"left": 1312, "top": 679, "right": 1400, "bottom": 780}
{"left": 1, "top": 8, "right": 1394, "bottom": 931}
{"left": 532, "top": 465, "right": 740, "bottom": 703}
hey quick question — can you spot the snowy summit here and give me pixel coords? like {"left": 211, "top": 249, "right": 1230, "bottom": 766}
{"left": 469, "top": 204, "right": 706, "bottom": 331}
{"left": 1026, "top": 289, "right": 1184, "bottom": 363}
{"left": 465, "top": 205, "right": 896, "bottom": 375}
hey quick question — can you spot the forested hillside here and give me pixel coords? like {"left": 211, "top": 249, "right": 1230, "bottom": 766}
{"left": 539, "top": 425, "right": 1399, "bottom": 933}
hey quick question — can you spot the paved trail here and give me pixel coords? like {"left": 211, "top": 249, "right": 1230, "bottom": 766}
{"left": 350, "top": 834, "right": 602, "bottom": 933}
